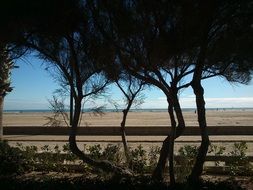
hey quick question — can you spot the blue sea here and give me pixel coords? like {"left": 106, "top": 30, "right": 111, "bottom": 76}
{"left": 4, "top": 107, "right": 253, "bottom": 113}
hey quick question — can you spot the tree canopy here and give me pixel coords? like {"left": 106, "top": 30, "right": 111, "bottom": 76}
{"left": 0, "top": 0, "right": 252, "bottom": 184}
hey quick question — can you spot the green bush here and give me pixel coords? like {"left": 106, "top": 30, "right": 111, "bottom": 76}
{"left": 16, "top": 143, "right": 38, "bottom": 171}
{"left": 62, "top": 143, "right": 78, "bottom": 162}
{"left": 0, "top": 141, "right": 28, "bottom": 175}
{"left": 6, "top": 141, "right": 252, "bottom": 178}
{"left": 102, "top": 144, "right": 122, "bottom": 164}
{"left": 148, "top": 146, "right": 160, "bottom": 170}
{"left": 129, "top": 145, "right": 147, "bottom": 174}
{"left": 87, "top": 144, "right": 102, "bottom": 160}
{"left": 226, "top": 142, "right": 252, "bottom": 175}
{"left": 208, "top": 144, "right": 226, "bottom": 166}
{"left": 175, "top": 145, "right": 198, "bottom": 182}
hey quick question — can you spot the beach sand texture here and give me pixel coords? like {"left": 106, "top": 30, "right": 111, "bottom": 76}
{"left": 3, "top": 110, "right": 253, "bottom": 126}
{"left": 3, "top": 110, "right": 253, "bottom": 155}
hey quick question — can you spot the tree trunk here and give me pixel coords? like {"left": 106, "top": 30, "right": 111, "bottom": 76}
{"left": 69, "top": 87, "right": 74, "bottom": 126}
{"left": 188, "top": 23, "right": 210, "bottom": 181}
{"left": 167, "top": 97, "right": 176, "bottom": 186}
{"left": 152, "top": 135, "right": 170, "bottom": 181}
{"left": 188, "top": 81, "right": 210, "bottom": 183}
{"left": 121, "top": 107, "right": 131, "bottom": 166}
{"left": 0, "top": 96, "right": 4, "bottom": 141}
{"left": 69, "top": 97, "right": 133, "bottom": 177}
{"left": 152, "top": 93, "right": 185, "bottom": 182}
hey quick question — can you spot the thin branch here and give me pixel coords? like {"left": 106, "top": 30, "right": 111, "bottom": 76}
{"left": 154, "top": 70, "right": 171, "bottom": 91}
{"left": 177, "top": 81, "right": 192, "bottom": 90}
{"left": 83, "top": 81, "right": 108, "bottom": 98}
{"left": 26, "top": 41, "right": 78, "bottom": 99}
{"left": 116, "top": 81, "right": 131, "bottom": 101}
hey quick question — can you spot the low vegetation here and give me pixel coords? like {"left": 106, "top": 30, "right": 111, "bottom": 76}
{"left": 1, "top": 0, "right": 252, "bottom": 186}
{"left": 1, "top": 141, "right": 252, "bottom": 189}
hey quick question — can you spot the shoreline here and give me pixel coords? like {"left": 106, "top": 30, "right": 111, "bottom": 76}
{"left": 3, "top": 107, "right": 253, "bottom": 114}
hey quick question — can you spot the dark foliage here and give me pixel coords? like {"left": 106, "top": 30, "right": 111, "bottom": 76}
{"left": 0, "top": 141, "right": 28, "bottom": 175}
{"left": 0, "top": 175, "right": 244, "bottom": 190}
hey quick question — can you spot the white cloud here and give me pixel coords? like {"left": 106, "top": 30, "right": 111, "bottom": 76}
{"left": 157, "top": 97, "right": 167, "bottom": 100}
{"left": 204, "top": 97, "right": 253, "bottom": 108}
{"left": 4, "top": 96, "right": 253, "bottom": 110}
{"left": 140, "top": 96, "right": 253, "bottom": 109}
{"left": 4, "top": 99, "right": 49, "bottom": 110}
{"left": 186, "top": 94, "right": 195, "bottom": 98}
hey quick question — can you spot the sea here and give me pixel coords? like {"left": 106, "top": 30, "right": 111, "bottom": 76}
{"left": 3, "top": 107, "right": 253, "bottom": 113}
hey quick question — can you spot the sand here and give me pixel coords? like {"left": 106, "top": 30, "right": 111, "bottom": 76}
{"left": 3, "top": 109, "right": 253, "bottom": 127}
{"left": 3, "top": 110, "right": 253, "bottom": 155}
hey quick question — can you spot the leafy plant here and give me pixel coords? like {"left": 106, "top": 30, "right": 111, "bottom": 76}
{"left": 0, "top": 141, "right": 28, "bottom": 174}
{"left": 226, "top": 142, "right": 252, "bottom": 175}
{"left": 231, "top": 142, "right": 248, "bottom": 157}
{"left": 175, "top": 145, "right": 198, "bottom": 182}
{"left": 101, "top": 144, "right": 122, "bottom": 164}
{"left": 87, "top": 144, "right": 102, "bottom": 160}
{"left": 62, "top": 143, "right": 78, "bottom": 162}
{"left": 208, "top": 144, "right": 226, "bottom": 166}
{"left": 129, "top": 144, "right": 147, "bottom": 174}
{"left": 37, "top": 145, "right": 61, "bottom": 172}
{"left": 148, "top": 146, "right": 160, "bottom": 170}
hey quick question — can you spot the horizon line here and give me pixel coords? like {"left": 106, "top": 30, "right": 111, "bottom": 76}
{"left": 4, "top": 107, "right": 253, "bottom": 112}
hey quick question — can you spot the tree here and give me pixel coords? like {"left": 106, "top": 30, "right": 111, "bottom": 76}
{"left": 26, "top": 25, "right": 132, "bottom": 176}
{"left": 115, "top": 74, "right": 145, "bottom": 166}
{"left": 88, "top": 0, "right": 196, "bottom": 184}
{"left": 1, "top": 0, "right": 252, "bottom": 183}
{"left": 0, "top": 46, "right": 15, "bottom": 140}
{"left": 1, "top": 0, "right": 132, "bottom": 176}
{"left": 0, "top": 0, "right": 32, "bottom": 141}
{"left": 188, "top": 0, "right": 253, "bottom": 182}
{"left": 89, "top": 0, "right": 253, "bottom": 184}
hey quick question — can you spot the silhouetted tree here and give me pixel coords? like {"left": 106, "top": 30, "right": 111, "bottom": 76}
{"left": 89, "top": 0, "right": 253, "bottom": 184}
{"left": 115, "top": 74, "right": 145, "bottom": 166}
{"left": 44, "top": 96, "right": 69, "bottom": 127}
{"left": 88, "top": 0, "right": 196, "bottom": 184}
{"left": 1, "top": 0, "right": 132, "bottom": 176}
{"left": 1, "top": 0, "right": 252, "bottom": 183}
{"left": 0, "top": 46, "right": 16, "bottom": 140}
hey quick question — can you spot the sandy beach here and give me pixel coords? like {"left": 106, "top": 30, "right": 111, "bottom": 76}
{"left": 3, "top": 109, "right": 253, "bottom": 155}
{"left": 3, "top": 109, "right": 253, "bottom": 127}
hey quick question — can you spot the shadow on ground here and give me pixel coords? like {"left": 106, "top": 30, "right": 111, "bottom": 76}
{"left": 0, "top": 173, "right": 247, "bottom": 190}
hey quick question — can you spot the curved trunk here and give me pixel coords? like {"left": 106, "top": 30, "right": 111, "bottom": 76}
{"left": 152, "top": 136, "right": 170, "bottom": 181}
{"left": 167, "top": 97, "right": 176, "bottom": 186}
{"left": 121, "top": 105, "right": 131, "bottom": 166}
{"left": 69, "top": 97, "right": 133, "bottom": 177}
{"left": 188, "top": 82, "right": 209, "bottom": 182}
{"left": 0, "top": 96, "right": 4, "bottom": 141}
{"left": 152, "top": 92, "right": 185, "bottom": 181}
{"left": 188, "top": 28, "right": 210, "bottom": 182}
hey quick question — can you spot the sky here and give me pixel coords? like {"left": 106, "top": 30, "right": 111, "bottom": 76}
{"left": 3, "top": 55, "right": 253, "bottom": 110}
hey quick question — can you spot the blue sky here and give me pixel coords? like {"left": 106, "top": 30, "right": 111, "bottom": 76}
{"left": 3, "top": 56, "right": 253, "bottom": 110}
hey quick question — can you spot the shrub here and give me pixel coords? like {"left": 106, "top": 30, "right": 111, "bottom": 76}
{"left": 129, "top": 144, "right": 147, "bottom": 174}
{"left": 62, "top": 143, "right": 78, "bottom": 162}
{"left": 87, "top": 144, "right": 102, "bottom": 160}
{"left": 148, "top": 146, "right": 160, "bottom": 170}
{"left": 208, "top": 144, "right": 226, "bottom": 166}
{"left": 175, "top": 145, "right": 198, "bottom": 182}
{"left": 226, "top": 142, "right": 252, "bottom": 175}
{"left": 0, "top": 141, "right": 28, "bottom": 175}
{"left": 101, "top": 144, "right": 122, "bottom": 164}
